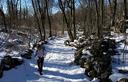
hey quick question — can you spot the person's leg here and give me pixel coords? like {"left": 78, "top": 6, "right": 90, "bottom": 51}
{"left": 37, "top": 57, "right": 42, "bottom": 75}
{"left": 40, "top": 57, "right": 44, "bottom": 72}
{"left": 37, "top": 58, "right": 40, "bottom": 71}
{"left": 39, "top": 58, "right": 42, "bottom": 72}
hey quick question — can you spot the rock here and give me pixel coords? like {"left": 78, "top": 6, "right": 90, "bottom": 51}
{"left": 100, "top": 71, "right": 112, "bottom": 79}
{"left": 64, "top": 40, "right": 70, "bottom": 46}
{"left": 88, "top": 70, "right": 97, "bottom": 78}
{"left": 84, "top": 61, "right": 93, "bottom": 72}
{"left": 79, "top": 56, "right": 86, "bottom": 68}
{"left": 74, "top": 48, "right": 83, "bottom": 65}
{"left": 12, "top": 39, "right": 24, "bottom": 45}
{"left": 5, "top": 42, "right": 15, "bottom": 49}
{"left": 99, "top": 78, "right": 112, "bottom": 82}
{"left": 91, "top": 78, "right": 100, "bottom": 82}
{"left": 1, "top": 55, "right": 13, "bottom": 70}
{"left": 84, "top": 38, "right": 114, "bottom": 80}
{"left": 11, "top": 58, "right": 23, "bottom": 66}
{"left": 0, "top": 63, "right": 3, "bottom": 78}
{"left": 1, "top": 56, "right": 24, "bottom": 71}
{"left": 21, "top": 49, "right": 33, "bottom": 59}
{"left": 120, "top": 19, "right": 128, "bottom": 33}
{"left": 118, "top": 78, "right": 128, "bottom": 82}
{"left": 72, "top": 37, "right": 116, "bottom": 80}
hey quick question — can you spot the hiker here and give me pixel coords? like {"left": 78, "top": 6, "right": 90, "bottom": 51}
{"left": 35, "top": 43, "right": 45, "bottom": 75}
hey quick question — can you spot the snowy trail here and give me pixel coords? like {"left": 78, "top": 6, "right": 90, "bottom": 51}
{"left": 0, "top": 37, "right": 90, "bottom": 82}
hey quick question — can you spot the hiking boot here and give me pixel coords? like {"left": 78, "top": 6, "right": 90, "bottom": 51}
{"left": 39, "top": 71, "right": 43, "bottom": 75}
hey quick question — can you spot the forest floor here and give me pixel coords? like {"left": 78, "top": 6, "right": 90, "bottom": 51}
{"left": 0, "top": 36, "right": 90, "bottom": 82}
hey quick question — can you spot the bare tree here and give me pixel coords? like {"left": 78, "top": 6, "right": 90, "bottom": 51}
{"left": 45, "top": 0, "right": 53, "bottom": 37}
{"left": 72, "top": 0, "right": 76, "bottom": 39}
{"left": 0, "top": 8, "right": 7, "bottom": 32}
{"left": 111, "top": 0, "right": 117, "bottom": 27}
{"left": 94, "top": 0, "right": 100, "bottom": 38}
{"left": 124, "top": 0, "right": 128, "bottom": 19}
{"left": 58, "top": 0, "right": 74, "bottom": 41}
{"left": 7, "top": 0, "right": 19, "bottom": 29}
{"left": 31, "top": 0, "right": 47, "bottom": 41}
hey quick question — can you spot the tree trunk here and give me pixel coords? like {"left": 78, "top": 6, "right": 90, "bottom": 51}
{"left": 45, "top": 0, "right": 52, "bottom": 37}
{"left": 31, "top": 0, "right": 43, "bottom": 40}
{"left": 124, "top": 0, "right": 128, "bottom": 19}
{"left": 112, "top": 0, "right": 117, "bottom": 27}
{"left": 58, "top": 0, "right": 74, "bottom": 41}
{"left": 94, "top": 0, "right": 100, "bottom": 38}
{"left": 72, "top": 0, "right": 76, "bottom": 39}
{"left": 37, "top": 0, "right": 46, "bottom": 41}
{"left": 0, "top": 9, "right": 7, "bottom": 32}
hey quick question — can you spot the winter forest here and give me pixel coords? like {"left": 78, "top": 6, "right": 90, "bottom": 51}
{"left": 0, "top": 0, "right": 128, "bottom": 82}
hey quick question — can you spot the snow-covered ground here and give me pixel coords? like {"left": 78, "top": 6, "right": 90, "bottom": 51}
{"left": 0, "top": 36, "right": 90, "bottom": 82}
{"left": 110, "top": 33, "right": 128, "bottom": 82}
{"left": 0, "top": 32, "right": 128, "bottom": 82}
